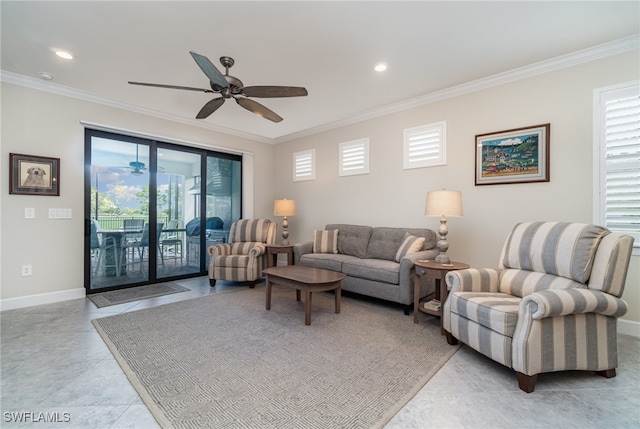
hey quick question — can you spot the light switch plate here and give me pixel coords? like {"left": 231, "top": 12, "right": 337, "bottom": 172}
{"left": 25, "top": 208, "right": 35, "bottom": 219}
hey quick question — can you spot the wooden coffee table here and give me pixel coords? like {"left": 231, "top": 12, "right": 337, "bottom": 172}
{"left": 263, "top": 265, "right": 346, "bottom": 325}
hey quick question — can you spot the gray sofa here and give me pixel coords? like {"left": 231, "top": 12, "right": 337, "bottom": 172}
{"left": 293, "top": 224, "right": 438, "bottom": 314}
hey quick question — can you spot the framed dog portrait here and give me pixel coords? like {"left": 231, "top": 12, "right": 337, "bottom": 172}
{"left": 475, "top": 124, "right": 550, "bottom": 186}
{"left": 9, "top": 153, "right": 60, "bottom": 196}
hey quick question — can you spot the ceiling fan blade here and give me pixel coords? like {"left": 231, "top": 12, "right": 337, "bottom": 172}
{"left": 128, "top": 81, "right": 214, "bottom": 93}
{"left": 235, "top": 97, "right": 283, "bottom": 123}
{"left": 196, "top": 98, "right": 225, "bottom": 119}
{"left": 189, "top": 51, "right": 228, "bottom": 89}
{"left": 242, "top": 86, "right": 308, "bottom": 98}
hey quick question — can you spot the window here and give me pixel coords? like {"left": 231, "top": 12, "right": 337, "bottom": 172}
{"left": 593, "top": 81, "right": 640, "bottom": 253}
{"left": 293, "top": 149, "right": 315, "bottom": 182}
{"left": 403, "top": 121, "right": 446, "bottom": 169}
{"left": 339, "top": 138, "right": 369, "bottom": 176}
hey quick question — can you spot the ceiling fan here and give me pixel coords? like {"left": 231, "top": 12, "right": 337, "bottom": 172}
{"left": 129, "top": 145, "right": 146, "bottom": 176}
{"left": 128, "top": 52, "right": 308, "bottom": 123}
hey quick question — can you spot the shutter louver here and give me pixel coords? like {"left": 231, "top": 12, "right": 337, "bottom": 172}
{"left": 403, "top": 122, "right": 446, "bottom": 169}
{"left": 603, "top": 89, "right": 640, "bottom": 237}
{"left": 293, "top": 149, "right": 315, "bottom": 182}
{"left": 339, "top": 138, "right": 369, "bottom": 176}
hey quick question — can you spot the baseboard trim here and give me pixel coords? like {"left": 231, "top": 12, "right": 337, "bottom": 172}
{"left": 0, "top": 288, "right": 86, "bottom": 312}
{"left": 619, "top": 319, "right": 640, "bottom": 338}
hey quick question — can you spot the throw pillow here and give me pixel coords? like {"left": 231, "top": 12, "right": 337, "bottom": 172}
{"left": 313, "top": 229, "right": 339, "bottom": 254}
{"left": 395, "top": 233, "right": 425, "bottom": 262}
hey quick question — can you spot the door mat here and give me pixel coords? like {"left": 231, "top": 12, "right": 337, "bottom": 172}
{"left": 88, "top": 283, "right": 190, "bottom": 308}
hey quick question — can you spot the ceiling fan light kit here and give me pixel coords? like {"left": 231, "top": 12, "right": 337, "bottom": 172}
{"left": 129, "top": 52, "right": 308, "bottom": 122}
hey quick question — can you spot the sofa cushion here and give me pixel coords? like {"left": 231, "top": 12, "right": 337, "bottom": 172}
{"left": 342, "top": 258, "right": 400, "bottom": 284}
{"left": 326, "top": 224, "right": 372, "bottom": 258}
{"left": 395, "top": 233, "right": 425, "bottom": 262}
{"left": 313, "top": 229, "right": 338, "bottom": 254}
{"left": 229, "top": 218, "right": 273, "bottom": 243}
{"left": 299, "top": 253, "right": 359, "bottom": 272}
{"left": 448, "top": 291, "right": 521, "bottom": 337}
{"left": 501, "top": 222, "right": 608, "bottom": 284}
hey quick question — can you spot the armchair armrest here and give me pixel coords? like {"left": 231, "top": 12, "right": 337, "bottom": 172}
{"left": 446, "top": 268, "right": 501, "bottom": 293}
{"left": 521, "top": 288, "right": 628, "bottom": 319}
{"left": 228, "top": 242, "right": 267, "bottom": 257}
{"left": 208, "top": 243, "right": 232, "bottom": 257}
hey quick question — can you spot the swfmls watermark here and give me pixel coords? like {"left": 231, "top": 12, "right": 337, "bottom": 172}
{"left": 3, "top": 411, "right": 71, "bottom": 423}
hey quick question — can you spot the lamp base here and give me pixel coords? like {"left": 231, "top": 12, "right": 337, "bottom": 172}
{"left": 435, "top": 215, "right": 450, "bottom": 264}
{"left": 435, "top": 253, "right": 450, "bottom": 264}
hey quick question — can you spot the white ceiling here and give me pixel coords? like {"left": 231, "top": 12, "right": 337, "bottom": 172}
{"left": 2, "top": 1, "right": 639, "bottom": 143}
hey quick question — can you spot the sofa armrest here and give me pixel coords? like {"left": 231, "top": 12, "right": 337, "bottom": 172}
{"left": 293, "top": 241, "right": 314, "bottom": 264}
{"left": 208, "top": 243, "right": 231, "bottom": 257}
{"left": 446, "top": 268, "right": 501, "bottom": 293}
{"left": 521, "top": 288, "right": 628, "bottom": 319}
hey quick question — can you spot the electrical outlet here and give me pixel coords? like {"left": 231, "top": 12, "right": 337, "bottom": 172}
{"left": 21, "top": 265, "right": 32, "bottom": 276}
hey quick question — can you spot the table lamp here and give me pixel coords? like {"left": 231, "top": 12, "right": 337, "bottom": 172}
{"left": 425, "top": 189, "right": 463, "bottom": 264}
{"left": 274, "top": 198, "right": 296, "bottom": 245}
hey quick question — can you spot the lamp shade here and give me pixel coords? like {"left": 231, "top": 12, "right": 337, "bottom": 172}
{"left": 274, "top": 199, "right": 296, "bottom": 216}
{"left": 425, "top": 190, "right": 463, "bottom": 217}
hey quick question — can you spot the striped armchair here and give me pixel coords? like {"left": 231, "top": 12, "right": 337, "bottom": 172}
{"left": 208, "top": 219, "right": 277, "bottom": 288}
{"left": 443, "top": 222, "right": 634, "bottom": 393}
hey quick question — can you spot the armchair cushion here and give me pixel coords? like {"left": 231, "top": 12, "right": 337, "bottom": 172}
{"left": 500, "top": 222, "right": 608, "bottom": 284}
{"left": 448, "top": 292, "right": 520, "bottom": 336}
{"left": 498, "top": 269, "right": 585, "bottom": 298}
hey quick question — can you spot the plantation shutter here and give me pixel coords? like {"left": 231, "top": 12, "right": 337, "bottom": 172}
{"left": 403, "top": 121, "right": 446, "bottom": 169}
{"left": 293, "top": 149, "right": 315, "bottom": 182}
{"left": 339, "top": 138, "right": 369, "bottom": 176}
{"left": 595, "top": 82, "right": 640, "bottom": 246}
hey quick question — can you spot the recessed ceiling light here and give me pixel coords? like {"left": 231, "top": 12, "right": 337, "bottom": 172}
{"left": 55, "top": 50, "right": 74, "bottom": 60}
{"left": 374, "top": 63, "right": 387, "bottom": 72}
{"left": 39, "top": 72, "right": 54, "bottom": 80}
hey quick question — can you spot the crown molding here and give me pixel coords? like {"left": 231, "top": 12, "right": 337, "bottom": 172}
{"left": 2, "top": 35, "right": 638, "bottom": 145}
{"left": 273, "top": 34, "right": 640, "bottom": 144}
{"left": 0, "top": 71, "right": 272, "bottom": 144}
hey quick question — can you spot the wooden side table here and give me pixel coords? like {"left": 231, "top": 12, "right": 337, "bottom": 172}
{"left": 413, "top": 260, "right": 470, "bottom": 330}
{"left": 266, "top": 244, "right": 294, "bottom": 268}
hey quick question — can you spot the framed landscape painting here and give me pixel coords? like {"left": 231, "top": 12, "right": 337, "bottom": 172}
{"left": 9, "top": 153, "right": 60, "bottom": 196}
{"left": 475, "top": 123, "right": 550, "bottom": 186}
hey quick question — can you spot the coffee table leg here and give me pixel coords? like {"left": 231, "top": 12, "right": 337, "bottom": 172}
{"left": 266, "top": 279, "right": 272, "bottom": 310}
{"left": 335, "top": 285, "right": 341, "bottom": 314}
{"left": 305, "top": 291, "right": 312, "bottom": 325}
{"left": 296, "top": 289, "right": 301, "bottom": 302}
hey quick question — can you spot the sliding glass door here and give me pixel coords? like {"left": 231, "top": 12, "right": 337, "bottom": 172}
{"left": 84, "top": 129, "right": 242, "bottom": 293}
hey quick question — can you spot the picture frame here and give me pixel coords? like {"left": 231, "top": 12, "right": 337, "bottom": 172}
{"left": 9, "top": 153, "right": 60, "bottom": 196}
{"left": 475, "top": 123, "right": 550, "bottom": 186}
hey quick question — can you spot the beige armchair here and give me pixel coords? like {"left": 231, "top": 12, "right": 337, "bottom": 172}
{"left": 208, "top": 219, "right": 277, "bottom": 288}
{"left": 443, "top": 222, "right": 634, "bottom": 393}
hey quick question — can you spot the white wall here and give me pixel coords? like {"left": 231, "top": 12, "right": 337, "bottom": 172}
{"left": 0, "top": 83, "right": 276, "bottom": 305}
{"left": 272, "top": 51, "right": 640, "bottom": 328}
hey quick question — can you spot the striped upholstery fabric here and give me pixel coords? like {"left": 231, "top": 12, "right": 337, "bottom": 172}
{"left": 512, "top": 312, "right": 619, "bottom": 376}
{"left": 394, "top": 233, "right": 425, "bottom": 262}
{"left": 500, "top": 222, "right": 608, "bottom": 284}
{"left": 498, "top": 269, "right": 584, "bottom": 298}
{"left": 228, "top": 219, "right": 276, "bottom": 244}
{"left": 444, "top": 222, "right": 634, "bottom": 391}
{"left": 588, "top": 233, "right": 634, "bottom": 297}
{"left": 208, "top": 219, "right": 276, "bottom": 284}
{"left": 313, "top": 229, "right": 339, "bottom": 254}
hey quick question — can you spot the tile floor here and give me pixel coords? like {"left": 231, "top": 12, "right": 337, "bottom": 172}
{"left": 1, "top": 277, "right": 639, "bottom": 428}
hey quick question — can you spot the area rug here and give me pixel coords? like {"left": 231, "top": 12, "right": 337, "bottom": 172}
{"left": 92, "top": 285, "right": 460, "bottom": 428}
{"left": 88, "top": 282, "right": 189, "bottom": 308}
